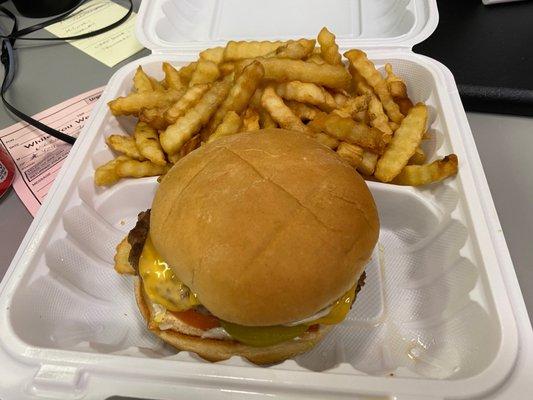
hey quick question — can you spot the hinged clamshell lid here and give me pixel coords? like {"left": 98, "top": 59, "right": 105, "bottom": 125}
{"left": 136, "top": 0, "right": 439, "bottom": 54}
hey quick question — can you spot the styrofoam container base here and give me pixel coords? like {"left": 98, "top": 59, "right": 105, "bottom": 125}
{"left": 0, "top": 1, "right": 531, "bottom": 399}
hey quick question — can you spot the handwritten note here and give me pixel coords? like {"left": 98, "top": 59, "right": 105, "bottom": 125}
{"left": 45, "top": 0, "right": 144, "bottom": 67}
{"left": 0, "top": 87, "right": 104, "bottom": 216}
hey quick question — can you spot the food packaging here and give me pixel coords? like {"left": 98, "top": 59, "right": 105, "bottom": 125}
{"left": 0, "top": 1, "right": 531, "bottom": 398}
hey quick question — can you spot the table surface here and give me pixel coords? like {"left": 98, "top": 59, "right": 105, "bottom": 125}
{"left": 1, "top": 0, "right": 532, "bottom": 363}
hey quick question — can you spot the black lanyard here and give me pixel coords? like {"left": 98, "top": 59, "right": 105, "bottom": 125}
{"left": 0, "top": 0, "right": 134, "bottom": 145}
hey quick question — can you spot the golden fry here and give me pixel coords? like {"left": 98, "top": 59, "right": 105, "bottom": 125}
{"left": 200, "top": 47, "right": 225, "bottom": 64}
{"left": 275, "top": 81, "right": 337, "bottom": 111}
{"left": 203, "top": 61, "right": 264, "bottom": 138}
{"left": 133, "top": 66, "right": 153, "bottom": 93}
{"left": 384, "top": 63, "right": 408, "bottom": 98}
{"left": 261, "top": 86, "right": 310, "bottom": 133}
{"left": 251, "top": 58, "right": 351, "bottom": 90}
{"left": 367, "top": 95, "right": 392, "bottom": 136}
{"left": 268, "top": 39, "right": 315, "bottom": 60}
{"left": 164, "top": 83, "right": 211, "bottom": 124}
{"left": 374, "top": 103, "right": 428, "bottom": 182}
{"left": 219, "top": 62, "right": 235, "bottom": 76}
{"left": 169, "top": 134, "right": 202, "bottom": 164}
{"left": 408, "top": 147, "right": 426, "bottom": 165}
{"left": 317, "top": 27, "right": 342, "bottom": 65}
{"left": 189, "top": 60, "right": 220, "bottom": 86}
{"left": 306, "top": 54, "right": 326, "bottom": 65}
{"left": 310, "top": 113, "right": 390, "bottom": 154}
{"left": 335, "top": 95, "right": 369, "bottom": 119}
{"left": 114, "top": 238, "right": 135, "bottom": 275}
{"left": 108, "top": 89, "right": 185, "bottom": 116}
{"left": 336, "top": 142, "right": 364, "bottom": 167}
{"left": 134, "top": 122, "right": 166, "bottom": 166}
{"left": 224, "top": 40, "right": 283, "bottom": 61}
{"left": 357, "top": 151, "right": 379, "bottom": 176}
{"left": 115, "top": 159, "right": 170, "bottom": 179}
{"left": 106, "top": 135, "right": 144, "bottom": 160}
{"left": 258, "top": 107, "right": 277, "bottom": 128}
{"left": 345, "top": 50, "right": 403, "bottom": 123}
{"left": 389, "top": 121, "right": 400, "bottom": 131}
{"left": 207, "top": 111, "right": 242, "bottom": 143}
{"left": 242, "top": 108, "right": 260, "bottom": 131}
{"left": 149, "top": 77, "right": 165, "bottom": 92}
{"left": 160, "top": 77, "right": 232, "bottom": 154}
{"left": 162, "top": 62, "right": 183, "bottom": 90}
{"left": 392, "top": 154, "right": 458, "bottom": 186}
{"left": 286, "top": 101, "right": 324, "bottom": 121}
{"left": 94, "top": 156, "right": 129, "bottom": 186}
{"left": 178, "top": 62, "right": 197, "bottom": 86}
{"left": 139, "top": 107, "right": 169, "bottom": 130}
{"left": 396, "top": 97, "right": 414, "bottom": 116}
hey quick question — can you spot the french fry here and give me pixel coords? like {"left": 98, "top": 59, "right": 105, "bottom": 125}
{"left": 178, "top": 62, "right": 197, "bottom": 86}
{"left": 114, "top": 238, "right": 135, "bottom": 275}
{"left": 115, "top": 159, "right": 170, "bottom": 179}
{"left": 258, "top": 107, "right": 278, "bottom": 128}
{"left": 261, "top": 86, "right": 310, "bottom": 133}
{"left": 219, "top": 62, "right": 236, "bottom": 76}
{"left": 139, "top": 107, "right": 169, "bottom": 130}
{"left": 384, "top": 63, "right": 408, "bottom": 98}
{"left": 384, "top": 63, "right": 413, "bottom": 115}
{"left": 169, "top": 134, "right": 202, "bottom": 164}
{"left": 317, "top": 27, "right": 342, "bottom": 65}
{"left": 309, "top": 113, "right": 390, "bottom": 154}
{"left": 106, "top": 135, "right": 144, "bottom": 160}
{"left": 249, "top": 58, "right": 351, "bottom": 90}
{"left": 162, "top": 62, "right": 183, "bottom": 90}
{"left": 349, "top": 66, "right": 373, "bottom": 96}
{"left": 396, "top": 97, "right": 414, "bottom": 116}
{"left": 310, "top": 132, "right": 339, "bottom": 149}
{"left": 133, "top": 66, "right": 153, "bottom": 93}
{"left": 242, "top": 108, "right": 260, "bottom": 131}
{"left": 374, "top": 103, "right": 427, "bottom": 182}
{"left": 164, "top": 83, "right": 211, "bottom": 124}
{"left": 160, "top": 77, "right": 233, "bottom": 154}
{"left": 336, "top": 142, "right": 364, "bottom": 167}
{"left": 94, "top": 156, "right": 129, "bottom": 186}
{"left": 367, "top": 95, "right": 393, "bottom": 136}
{"left": 203, "top": 61, "right": 264, "bottom": 138}
{"left": 345, "top": 50, "right": 403, "bottom": 123}
{"left": 134, "top": 122, "right": 166, "bottom": 166}
{"left": 275, "top": 81, "right": 337, "bottom": 111}
{"left": 149, "top": 77, "right": 166, "bottom": 92}
{"left": 286, "top": 101, "right": 324, "bottom": 121}
{"left": 189, "top": 60, "right": 220, "bottom": 85}
{"left": 334, "top": 95, "right": 369, "bottom": 119}
{"left": 392, "top": 154, "right": 458, "bottom": 186}
{"left": 207, "top": 111, "right": 242, "bottom": 143}
{"left": 333, "top": 92, "right": 348, "bottom": 106}
{"left": 306, "top": 54, "right": 326, "bottom": 65}
{"left": 357, "top": 151, "right": 379, "bottom": 176}
{"left": 108, "top": 89, "right": 185, "bottom": 116}
{"left": 389, "top": 121, "right": 400, "bottom": 131}
{"left": 224, "top": 40, "right": 283, "bottom": 61}
{"left": 200, "top": 47, "right": 225, "bottom": 64}
{"left": 408, "top": 147, "right": 426, "bottom": 165}
{"left": 267, "top": 39, "right": 315, "bottom": 60}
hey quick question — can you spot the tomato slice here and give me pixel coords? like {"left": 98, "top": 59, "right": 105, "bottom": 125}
{"left": 171, "top": 309, "right": 220, "bottom": 331}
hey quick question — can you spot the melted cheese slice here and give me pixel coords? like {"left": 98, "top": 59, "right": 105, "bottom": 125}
{"left": 138, "top": 237, "right": 199, "bottom": 312}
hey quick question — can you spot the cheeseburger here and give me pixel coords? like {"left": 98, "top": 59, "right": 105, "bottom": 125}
{"left": 114, "top": 129, "right": 379, "bottom": 364}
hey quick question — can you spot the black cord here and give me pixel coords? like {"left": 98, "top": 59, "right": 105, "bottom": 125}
{"left": 0, "top": 0, "right": 134, "bottom": 145}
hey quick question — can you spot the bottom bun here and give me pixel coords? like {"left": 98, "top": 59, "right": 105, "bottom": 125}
{"left": 134, "top": 278, "right": 332, "bottom": 365}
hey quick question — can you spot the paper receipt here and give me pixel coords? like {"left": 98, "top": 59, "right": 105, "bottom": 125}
{"left": 45, "top": 0, "right": 144, "bottom": 67}
{"left": 0, "top": 87, "right": 104, "bottom": 216}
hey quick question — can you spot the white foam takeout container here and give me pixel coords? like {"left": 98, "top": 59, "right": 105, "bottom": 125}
{"left": 1, "top": 0, "right": 532, "bottom": 399}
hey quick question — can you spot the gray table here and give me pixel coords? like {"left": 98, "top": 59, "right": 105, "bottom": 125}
{"left": 1, "top": 3, "right": 532, "bottom": 326}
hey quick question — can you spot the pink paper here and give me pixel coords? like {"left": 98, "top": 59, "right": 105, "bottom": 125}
{"left": 0, "top": 87, "right": 104, "bottom": 216}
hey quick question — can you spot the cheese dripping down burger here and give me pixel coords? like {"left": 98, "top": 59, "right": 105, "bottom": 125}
{"left": 114, "top": 129, "right": 379, "bottom": 365}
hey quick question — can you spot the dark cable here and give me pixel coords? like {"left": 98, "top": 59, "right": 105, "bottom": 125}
{"left": 0, "top": 0, "right": 134, "bottom": 145}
